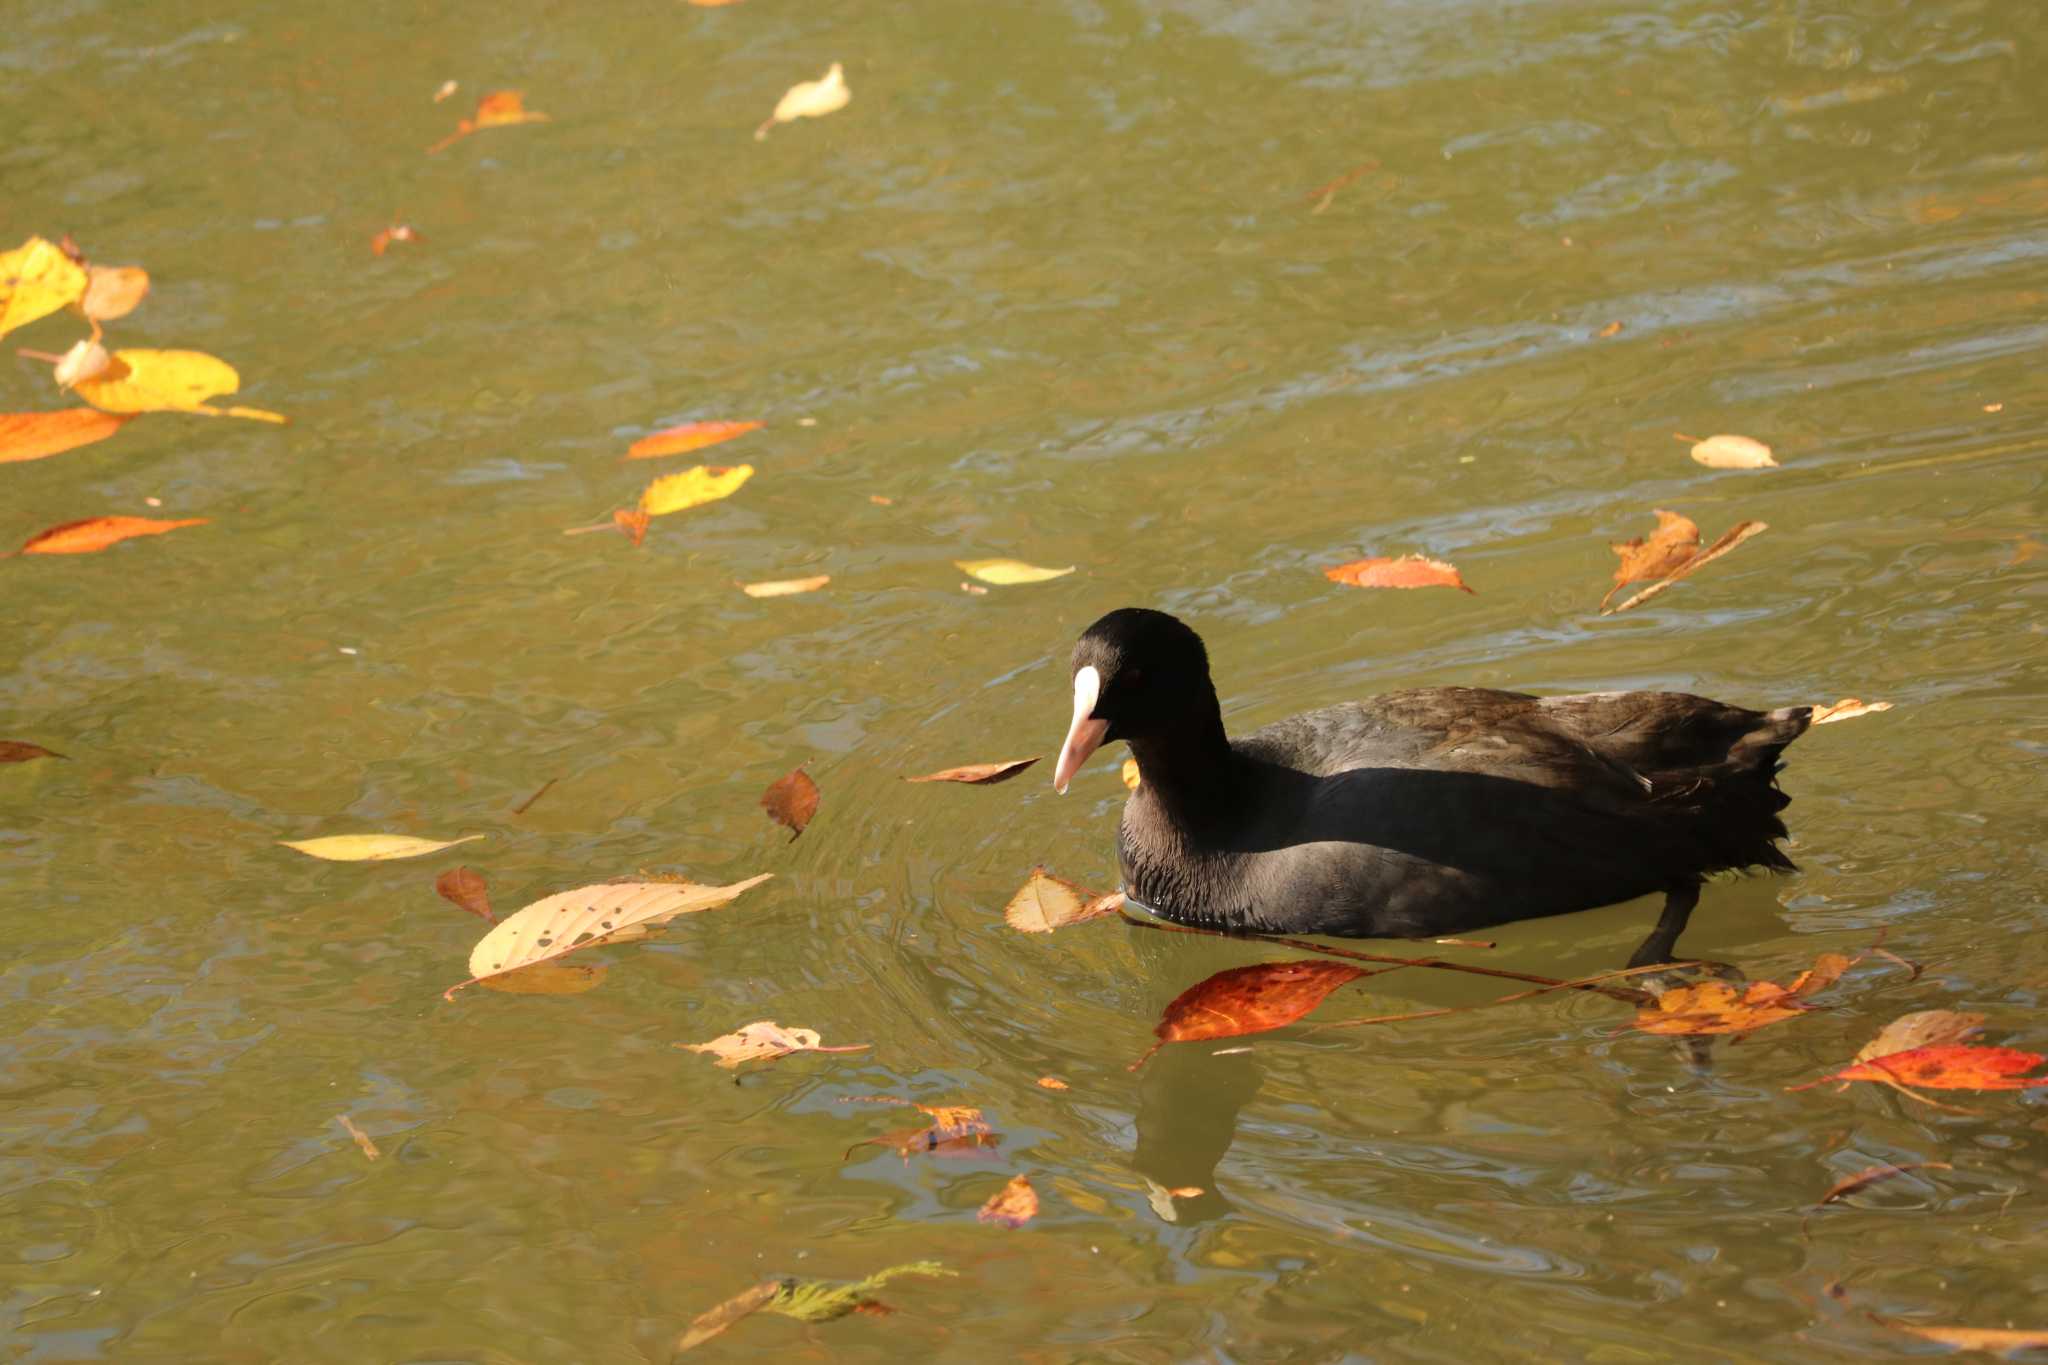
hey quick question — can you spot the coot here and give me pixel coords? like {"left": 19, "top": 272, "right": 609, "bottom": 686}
{"left": 1054, "top": 608, "right": 1811, "bottom": 964}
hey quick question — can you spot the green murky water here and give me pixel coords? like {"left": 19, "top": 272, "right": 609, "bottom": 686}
{"left": 6, "top": 0, "right": 2047, "bottom": 1358}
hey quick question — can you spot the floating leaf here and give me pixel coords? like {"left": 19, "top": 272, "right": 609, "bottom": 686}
{"left": 432, "top": 80, "right": 459, "bottom": 103}
{"left": 476, "top": 962, "right": 607, "bottom": 995}
{"left": 679, "top": 1020, "right": 870, "bottom": 1069}
{"left": 282, "top": 832, "right": 483, "bottom": 862}
{"left": 0, "top": 740, "right": 65, "bottom": 763}
{"left": 335, "top": 1114, "right": 380, "bottom": 1160}
{"left": 1324, "top": 554, "right": 1474, "bottom": 593}
{"left": 904, "top": 757, "right": 1038, "bottom": 785}
{"left": 676, "top": 1280, "right": 782, "bottom": 1354}
{"left": 1603, "top": 513, "right": 1767, "bottom": 615}
{"left": 1854, "top": 1009, "right": 1984, "bottom": 1063}
{"left": 79, "top": 265, "right": 149, "bottom": 322}
{"left": 17, "top": 515, "right": 209, "bottom": 556}
{"left": 0, "top": 236, "right": 88, "bottom": 339}
{"left": 1597, "top": 320, "right": 1625, "bottom": 338}
{"left": 1121, "top": 756, "right": 1141, "bottom": 790}
{"left": 628, "top": 419, "right": 762, "bottom": 460}
{"left": 640, "top": 463, "right": 753, "bottom": 517}
{"left": 1799, "top": 1044, "right": 2048, "bottom": 1093}
{"left": 755, "top": 62, "right": 850, "bottom": 140}
{"left": 1812, "top": 698, "right": 1894, "bottom": 725}
{"left": 0, "top": 410, "right": 132, "bottom": 464}
{"left": 1035, "top": 1076, "right": 1068, "bottom": 1091}
{"left": 740, "top": 575, "right": 829, "bottom": 598}
{"left": 428, "top": 89, "right": 550, "bottom": 154}
{"left": 1632, "top": 953, "right": 1851, "bottom": 1036}
{"left": 435, "top": 866, "right": 494, "bottom": 922}
{"left": 451, "top": 873, "right": 774, "bottom": 998}
{"left": 370, "top": 225, "right": 422, "bottom": 257}
{"left": 1814, "top": 1161, "right": 1950, "bottom": 1208}
{"left": 1136, "top": 960, "right": 1368, "bottom": 1067}
{"left": 1883, "top": 1324, "right": 2048, "bottom": 1355}
{"left": 761, "top": 766, "right": 819, "bottom": 840}
{"left": 613, "top": 506, "right": 650, "bottom": 547}
{"left": 72, "top": 348, "right": 281, "bottom": 420}
{"left": 1003, "top": 867, "right": 1120, "bottom": 933}
{"left": 977, "top": 1174, "right": 1039, "bottom": 1228}
{"left": 1690, "top": 433, "right": 1778, "bottom": 469}
{"left": 846, "top": 1103, "right": 996, "bottom": 1161}
{"left": 956, "top": 558, "right": 1074, "bottom": 585}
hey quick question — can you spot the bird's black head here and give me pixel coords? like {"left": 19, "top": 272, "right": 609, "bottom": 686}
{"left": 1054, "top": 607, "right": 1215, "bottom": 792}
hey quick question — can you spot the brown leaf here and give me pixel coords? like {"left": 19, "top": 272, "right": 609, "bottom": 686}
{"left": 1602, "top": 509, "right": 1698, "bottom": 608}
{"left": 1136, "top": 960, "right": 1368, "bottom": 1067}
{"left": 846, "top": 1102, "right": 997, "bottom": 1161}
{"left": 904, "top": 757, "right": 1039, "bottom": 785}
{"left": 1814, "top": 1161, "right": 1950, "bottom": 1208}
{"left": 679, "top": 1020, "right": 870, "bottom": 1069}
{"left": 0, "top": 409, "right": 133, "bottom": 464}
{"left": 977, "top": 1174, "right": 1039, "bottom": 1227}
{"left": 1324, "top": 554, "right": 1474, "bottom": 593}
{"left": 1689, "top": 433, "right": 1778, "bottom": 469}
{"left": 335, "top": 1114, "right": 380, "bottom": 1160}
{"left": 435, "top": 866, "right": 494, "bottom": 922}
{"left": 1003, "top": 867, "right": 1120, "bottom": 933}
{"left": 627, "top": 419, "right": 762, "bottom": 459}
{"left": 0, "top": 740, "right": 65, "bottom": 763}
{"left": 1632, "top": 954, "right": 1850, "bottom": 1037}
{"left": 1854, "top": 1009, "right": 1984, "bottom": 1063}
{"left": 79, "top": 265, "right": 149, "bottom": 322}
{"left": 1605, "top": 518, "right": 1767, "bottom": 614}
{"left": 676, "top": 1279, "right": 781, "bottom": 1354}
{"left": 761, "top": 766, "right": 819, "bottom": 840}
{"left": 17, "top": 515, "right": 208, "bottom": 556}
{"left": 612, "top": 507, "right": 650, "bottom": 547}
{"left": 1812, "top": 698, "right": 1894, "bottom": 725}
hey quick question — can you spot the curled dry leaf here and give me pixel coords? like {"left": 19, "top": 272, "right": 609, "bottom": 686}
{"left": 977, "top": 1174, "right": 1039, "bottom": 1228}
{"left": 627, "top": 419, "right": 762, "bottom": 459}
{"left": 1689, "top": 433, "right": 1778, "bottom": 469}
{"left": 1812, "top": 698, "right": 1894, "bottom": 725}
{"left": 640, "top": 463, "right": 753, "bottom": 516}
{"left": 1035, "top": 1076, "right": 1069, "bottom": 1091}
{"left": 680, "top": 1020, "right": 870, "bottom": 1069}
{"left": 371, "top": 225, "right": 422, "bottom": 257}
{"left": 1003, "top": 867, "right": 1121, "bottom": 933}
{"left": 0, "top": 410, "right": 133, "bottom": 464}
{"left": 79, "top": 265, "right": 149, "bottom": 322}
{"left": 904, "top": 757, "right": 1038, "bottom": 785}
{"left": 1324, "top": 554, "right": 1474, "bottom": 593}
{"left": 1633, "top": 953, "right": 1852, "bottom": 1036}
{"left": 451, "top": 872, "right": 774, "bottom": 998}
{"left": 1604, "top": 513, "right": 1767, "bottom": 615}
{"left": 1813, "top": 1161, "right": 1951, "bottom": 1208}
{"left": 613, "top": 507, "right": 650, "bottom": 547}
{"left": 1, "top": 740, "right": 65, "bottom": 762}
{"left": 428, "top": 89, "right": 551, "bottom": 154}
{"left": 52, "top": 339, "right": 114, "bottom": 388}
{"left": 0, "top": 236, "right": 88, "bottom": 339}
{"left": 1135, "top": 960, "right": 1369, "bottom": 1068}
{"left": 434, "top": 866, "right": 494, "bottom": 922}
{"left": 755, "top": 62, "right": 850, "bottom": 140}
{"left": 282, "top": 832, "right": 483, "bottom": 862}
{"left": 17, "top": 515, "right": 208, "bottom": 556}
{"left": 740, "top": 575, "right": 829, "bottom": 598}
{"left": 1854, "top": 1009, "right": 1984, "bottom": 1063}
{"left": 335, "top": 1114, "right": 380, "bottom": 1160}
{"left": 761, "top": 766, "right": 819, "bottom": 840}
{"left": 956, "top": 558, "right": 1074, "bottom": 585}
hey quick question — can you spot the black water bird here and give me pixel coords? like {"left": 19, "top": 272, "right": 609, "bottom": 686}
{"left": 1053, "top": 608, "right": 1811, "bottom": 965}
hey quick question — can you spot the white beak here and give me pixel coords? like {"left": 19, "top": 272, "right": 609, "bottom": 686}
{"left": 1054, "top": 665, "right": 1108, "bottom": 794}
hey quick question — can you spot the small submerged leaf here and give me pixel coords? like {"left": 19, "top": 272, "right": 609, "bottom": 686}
{"left": 846, "top": 1103, "right": 997, "bottom": 1162}
{"left": 0, "top": 740, "right": 65, "bottom": 763}
{"left": 955, "top": 558, "right": 1074, "bottom": 585}
{"left": 640, "top": 464, "right": 753, "bottom": 517}
{"left": 977, "top": 1174, "right": 1039, "bottom": 1228}
{"left": 740, "top": 574, "right": 829, "bottom": 598}
{"left": 761, "top": 766, "right": 819, "bottom": 840}
{"left": 1689, "top": 433, "right": 1778, "bottom": 469}
{"left": 627, "top": 419, "right": 762, "bottom": 460}
{"left": 904, "top": 757, "right": 1038, "bottom": 785}
{"left": 283, "top": 832, "right": 483, "bottom": 862}
{"left": 1324, "top": 554, "right": 1474, "bottom": 593}
{"left": 335, "top": 1114, "right": 380, "bottom": 1161}
{"left": 1136, "top": 960, "right": 1368, "bottom": 1067}
{"left": 16, "top": 515, "right": 209, "bottom": 557}
{"left": 1003, "top": 867, "right": 1120, "bottom": 933}
{"left": 676, "top": 1279, "right": 782, "bottom": 1353}
{"left": 679, "top": 1020, "right": 870, "bottom": 1069}
{"left": 476, "top": 962, "right": 607, "bottom": 996}
{"left": 1813, "top": 1161, "right": 1950, "bottom": 1208}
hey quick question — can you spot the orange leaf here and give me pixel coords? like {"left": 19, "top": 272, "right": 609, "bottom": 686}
{"left": 904, "top": 757, "right": 1038, "bottom": 785}
{"left": 17, "top": 515, "right": 208, "bottom": 556}
{"left": 1632, "top": 955, "right": 1849, "bottom": 1037}
{"left": 761, "top": 765, "right": 819, "bottom": 840}
{"left": 1003, "top": 867, "right": 1120, "bottom": 933}
{"left": 428, "top": 90, "right": 549, "bottom": 153}
{"left": 435, "top": 867, "right": 494, "bottom": 923}
{"left": 1603, "top": 515, "right": 1767, "bottom": 614}
{"left": 976, "top": 1174, "right": 1039, "bottom": 1228}
{"left": 1035, "top": 1076, "right": 1069, "bottom": 1091}
{"left": 613, "top": 507, "right": 650, "bottom": 547}
{"left": 1886, "top": 1324, "right": 2048, "bottom": 1354}
{"left": 1808, "top": 1044, "right": 2048, "bottom": 1092}
{"left": 845, "top": 1101, "right": 997, "bottom": 1162}
{"left": 1602, "top": 509, "right": 1698, "bottom": 608}
{"left": 627, "top": 419, "right": 763, "bottom": 460}
{"left": 79, "top": 265, "right": 149, "bottom": 322}
{"left": 1136, "top": 960, "right": 1367, "bottom": 1067}
{"left": 1324, "top": 554, "right": 1473, "bottom": 593}
{"left": 371, "top": 225, "right": 422, "bottom": 257}
{"left": 0, "top": 409, "right": 132, "bottom": 464}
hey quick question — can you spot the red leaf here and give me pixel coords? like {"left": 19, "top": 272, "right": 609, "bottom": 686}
{"left": 1135, "top": 960, "right": 1367, "bottom": 1068}
{"left": 976, "top": 1174, "right": 1039, "bottom": 1228}
{"left": 627, "top": 419, "right": 763, "bottom": 460}
{"left": 1811, "top": 1044, "right": 2048, "bottom": 1092}
{"left": 1324, "top": 554, "right": 1474, "bottom": 593}
{"left": 0, "top": 740, "right": 65, "bottom": 763}
{"left": 761, "top": 766, "right": 819, "bottom": 840}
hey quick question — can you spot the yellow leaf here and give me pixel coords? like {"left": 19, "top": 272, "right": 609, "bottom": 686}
{"left": 740, "top": 575, "right": 829, "bottom": 597}
{"left": 1121, "top": 756, "right": 1141, "bottom": 790}
{"left": 640, "top": 464, "right": 753, "bottom": 516}
{"left": 73, "top": 348, "right": 240, "bottom": 414}
{"left": 1689, "top": 434, "right": 1778, "bottom": 469}
{"left": 1811, "top": 697, "right": 1893, "bottom": 725}
{"left": 956, "top": 558, "right": 1075, "bottom": 585}
{"left": 280, "top": 833, "right": 484, "bottom": 862}
{"left": 1003, "top": 868, "right": 1122, "bottom": 933}
{"left": 0, "top": 237, "right": 88, "bottom": 339}
{"left": 755, "top": 62, "right": 850, "bottom": 139}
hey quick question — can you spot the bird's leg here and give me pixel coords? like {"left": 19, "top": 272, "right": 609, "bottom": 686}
{"left": 1626, "top": 882, "right": 1701, "bottom": 968}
